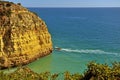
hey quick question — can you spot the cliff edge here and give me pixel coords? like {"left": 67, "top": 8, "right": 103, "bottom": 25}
{"left": 0, "top": 1, "right": 53, "bottom": 69}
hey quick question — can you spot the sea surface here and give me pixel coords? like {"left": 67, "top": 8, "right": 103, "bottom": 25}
{"left": 27, "top": 8, "right": 120, "bottom": 73}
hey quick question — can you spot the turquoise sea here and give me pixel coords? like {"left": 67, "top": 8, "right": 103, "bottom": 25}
{"left": 27, "top": 8, "right": 120, "bottom": 73}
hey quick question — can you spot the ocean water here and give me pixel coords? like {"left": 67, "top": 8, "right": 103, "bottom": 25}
{"left": 27, "top": 8, "right": 120, "bottom": 73}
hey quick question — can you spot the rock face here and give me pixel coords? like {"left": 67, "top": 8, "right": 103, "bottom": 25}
{"left": 0, "top": 1, "right": 53, "bottom": 69}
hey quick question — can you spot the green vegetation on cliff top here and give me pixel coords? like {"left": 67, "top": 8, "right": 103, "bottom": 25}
{"left": 0, "top": 62, "right": 120, "bottom": 80}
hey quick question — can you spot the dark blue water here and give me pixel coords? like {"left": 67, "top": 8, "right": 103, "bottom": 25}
{"left": 27, "top": 8, "right": 120, "bottom": 73}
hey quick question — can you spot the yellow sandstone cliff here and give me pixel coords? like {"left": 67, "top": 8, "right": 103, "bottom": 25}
{"left": 0, "top": 1, "right": 53, "bottom": 69}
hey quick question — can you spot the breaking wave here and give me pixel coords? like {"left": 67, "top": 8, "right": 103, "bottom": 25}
{"left": 60, "top": 48, "right": 119, "bottom": 56}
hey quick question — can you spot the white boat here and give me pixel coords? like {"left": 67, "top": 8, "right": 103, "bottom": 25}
{"left": 54, "top": 47, "right": 61, "bottom": 51}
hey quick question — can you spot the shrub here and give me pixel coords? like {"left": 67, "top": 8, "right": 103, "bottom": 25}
{"left": 0, "top": 62, "right": 120, "bottom": 80}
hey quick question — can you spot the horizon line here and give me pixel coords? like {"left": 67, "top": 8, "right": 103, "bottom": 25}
{"left": 26, "top": 6, "right": 120, "bottom": 8}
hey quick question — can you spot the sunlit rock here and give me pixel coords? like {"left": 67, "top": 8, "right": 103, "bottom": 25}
{"left": 0, "top": 1, "right": 53, "bottom": 69}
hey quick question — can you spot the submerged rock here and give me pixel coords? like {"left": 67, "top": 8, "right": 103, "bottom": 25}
{"left": 0, "top": 1, "right": 53, "bottom": 69}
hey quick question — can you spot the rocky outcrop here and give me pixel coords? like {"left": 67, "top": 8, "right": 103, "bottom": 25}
{"left": 0, "top": 1, "right": 53, "bottom": 69}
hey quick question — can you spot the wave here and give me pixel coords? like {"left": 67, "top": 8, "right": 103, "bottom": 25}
{"left": 60, "top": 48, "right": 119, "bottom": 56}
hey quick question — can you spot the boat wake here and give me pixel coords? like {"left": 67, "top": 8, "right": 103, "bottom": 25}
{"left": 60, "top": 48, "right": 119, "bottom": 56}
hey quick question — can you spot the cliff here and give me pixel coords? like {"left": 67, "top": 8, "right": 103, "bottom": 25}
{"left": 0, "top": 1, "right": 53, "bottom": 69}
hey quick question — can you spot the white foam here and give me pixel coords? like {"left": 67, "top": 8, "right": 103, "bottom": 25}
{"left": 61, "top": 48, "right": 119, "bottom": 56}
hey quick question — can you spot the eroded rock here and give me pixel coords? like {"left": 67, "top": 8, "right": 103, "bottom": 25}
{"left": 0, "top": 1, "right": 53, "bottom": 69}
